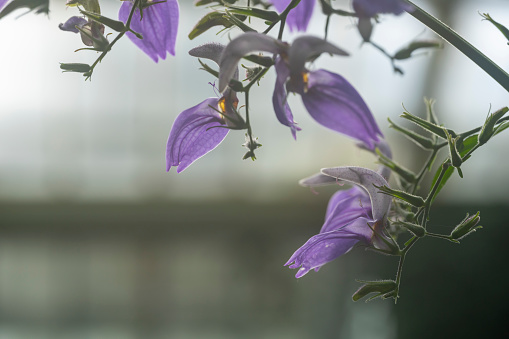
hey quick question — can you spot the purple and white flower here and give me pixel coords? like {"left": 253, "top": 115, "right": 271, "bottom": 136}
{"left": 119, "top": 0, "right": 179, "bottom": 62}
{"left": 286, "top": 167, "right": 395, "bottom": 278}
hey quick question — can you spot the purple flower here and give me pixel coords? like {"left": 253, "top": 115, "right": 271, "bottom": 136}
{"left": 286, "top": 167, "right": 394, "bottom": 278}
{"left": 119, "top": 0, "right": 179, "bottom": 62}
{"left": 269, "top": 0, "right": 316, "bottom": 32}
{"left": 166, "top": 43, "right": 245, "bottom": 172}
{"left": 166, "top": 93, "right": 236, "bottom": 173}
{"left": 352, "top": 0, "right": 414, "bottom": 18}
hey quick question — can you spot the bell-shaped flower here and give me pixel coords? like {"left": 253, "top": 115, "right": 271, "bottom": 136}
{"left": 286, "top": 167, "right": 394, "bottom": 278}
{"left": 269, "top": 0, "right": 316, "bottom": 32}
{"left": 119, "top": 0, "right": 179, "bottom": 62}
{"left": 352, "top": 0, "right": 414, "bottom": 18}
{"left": 166, "top": 43, "right": 245, "bottom": 172}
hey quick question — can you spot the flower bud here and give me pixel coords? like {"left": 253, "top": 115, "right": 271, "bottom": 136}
{"left": 60, "top": 63, "right": 91, "bottom": 73}
{"left": 478, "top": 107, "right": 508, "bottom": 146}
{"left": 450, "top": 211, "right": 482, "bottom": 240}
{"left": 352, "top": 280, "right": 397, "bottom": 302}
{"left": 444, "top": 128, "right": 463, "bottom": 177}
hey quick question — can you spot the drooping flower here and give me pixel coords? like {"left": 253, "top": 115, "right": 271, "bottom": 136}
{"left": 219, "top": 33, "right": 384, "bottom": 148}
{"left": 269, "top": 0, "right": 316, "bottom": 32}
{"left": 166, "top": 43, "right": 245, "bottom": 172}
{"left": 286, "top": 167, "right": 395, "bottom": 278}
{"left": 119, "top": 0, "right": 179, "bottom": 62}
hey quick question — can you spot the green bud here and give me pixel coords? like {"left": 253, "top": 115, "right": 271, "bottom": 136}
{"left": 357, "top": 17, "right": 373, "bottom": 42}
{"left": 450, "top": 211, "right": 482, "bottom": 240}
{"left": 242, "top": 134, "right": 262, "bottom": 161}
{"left": 481, "top": 13, "right": 509, "bottom": 45}
{"left": 444, "top": 128, "right": 463, "bottom": 177}
{"left": 394, "top": 221, "right": 426, "bottom": 237}
{"left": 60, "top": 63, "right": 91, "bottom": 73}
{"left": 352, "top": 280, "right": 397, "bottom": 302}
{"left": 478, "top": 107, "right": 509, "bottom": 146}
{"left": 374, "top": 185, "right": 425, "bottom": 207}
{"left": 393, "top": 40, "right": 442, "bottom": 60}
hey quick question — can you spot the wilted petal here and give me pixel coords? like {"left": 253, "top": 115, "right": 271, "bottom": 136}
{"left": 119, "top": 0, "right": 179, "bottom": 62}
{"left": 301, "top": 69, "right": 382, "bottom": 150}
{"left": 59, "top": 16, "right": 87, "bottom": 33}
{"left": 352, "top": 0, "right": 414, "bottom": 17}
{"left": 273, "top": 57, "right": 301, "bottom": 139}
{"left": 269, "top": 0, "right": 316, "bottom": 32}
{"left": 320, "top": 166, "right": 391, "bottom": 221}
{"left": 166, "top": 98, "right": 228, "bottom": 173}
{"left": 288, "top": 36, "right": 348, "bottom": 79}
{"left": 218, "top": 32, "right": 284, "bottom": 92}
{"left": 285, "top": 217, "right": 374, "bottom": 278}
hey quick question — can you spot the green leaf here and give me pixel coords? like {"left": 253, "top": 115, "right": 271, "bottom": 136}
{"left": 0, "top": 0, "right": 49, "bottom": 20}
{"left": 225, "top": 5, "right": 279, "bottom": 22}
{"left": 79, "top": 9, "right": 127, "bottom": 32}
{"left": 189, "top": 11, "right": 243, "bottom": 40}
{"left": 400, "top": 111, "right": 453, "bottom": 139}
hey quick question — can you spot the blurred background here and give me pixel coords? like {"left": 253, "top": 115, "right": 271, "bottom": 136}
{"left": 0, "top": 0, "right": 508, "bottom": 338}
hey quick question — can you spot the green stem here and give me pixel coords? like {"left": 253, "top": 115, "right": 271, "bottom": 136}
{"left": 411, "top": 148, "right": 438, "bottom": 195}
{"left": 263, "top": 0, "right": 301, "bottom": 36}
{"left": 405, "top": 1, "right": 509, "bottom": 93}
{"left": 85, "top": 0, "right": 140, "bottom": 80}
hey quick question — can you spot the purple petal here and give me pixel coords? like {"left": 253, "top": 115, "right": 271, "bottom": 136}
{"left": 166, "top": 98, "right": 228, "bottom": 173}
{"left": 322, "top": 187, "right": 372, "bottom": 233}
{"left": 0, "top": 0, "right": 8, "bottom": 11}
{"left": 59, "top": 16, "right": 87, "bottom": 33}
{"left": 301, "top": 69, "right": 382, "bottom": 150}
{"left": 352, "top": 0, "right": 414, "bottom": 17}
{"left": 320, "top": 166, "right": 391, "bottom": 222}
{"left": 285, "top": 217, "right": 374, "bottom": 278}
{"left": 119, "top": 0, "right": 179, "bottom": 62}
{"left": 270, "top": 0, "right": 316, "bottom": 32}
{"left": 218, "top": 32, "right": 284, "bottom": 92}
{"left": 273, "top": 57, "right": 301, "bottom": 139}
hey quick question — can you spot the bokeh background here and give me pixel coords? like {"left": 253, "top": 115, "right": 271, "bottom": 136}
{"left": 0, "top": 0, "right": 508, "bottom": 338}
